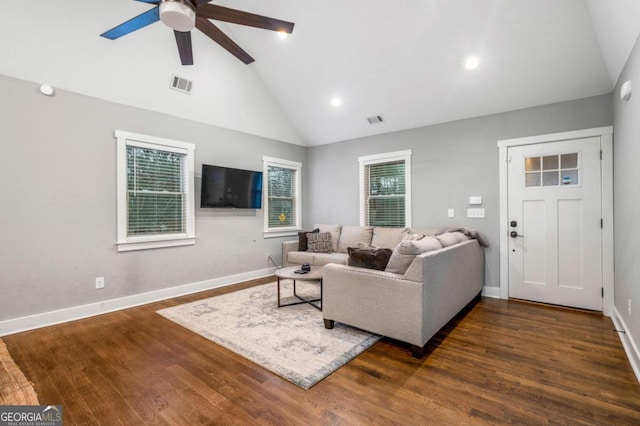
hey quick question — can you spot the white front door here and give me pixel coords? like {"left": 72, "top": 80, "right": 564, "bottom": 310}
{"left": 507, "top": 137, "right": 602, "bottom": 310}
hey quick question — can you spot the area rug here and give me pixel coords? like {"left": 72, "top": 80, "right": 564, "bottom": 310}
{"left": 157, "top": 282, "right": 381, "bottom": 390}
{"left": 0, "top": 338, "right": 39, "bottom": 405}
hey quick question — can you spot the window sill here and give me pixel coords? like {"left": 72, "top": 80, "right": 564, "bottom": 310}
{"left": 117, "top": 237, "right": 196, "bottom": 252}
{"left": 263, "top": 230, "right": 301, "bottom": 239}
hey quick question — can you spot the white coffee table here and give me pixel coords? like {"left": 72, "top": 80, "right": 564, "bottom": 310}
{"left": 275, "top": 266, "right": 323, "bottom": 310}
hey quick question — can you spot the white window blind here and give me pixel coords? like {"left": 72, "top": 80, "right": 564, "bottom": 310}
{"left": 263, "top": 156, "right": 302, "bottom": 236}
{"left": 267, "top": 165, "right": 296, "bottom": 228}
{"left": 359, "top": 150, "right": 411, "bottom": 228}
{"left": 127, "top": 145, "right": 186, "bottom": 235}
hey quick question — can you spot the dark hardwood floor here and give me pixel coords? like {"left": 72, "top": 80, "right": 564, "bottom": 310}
{"left": 4, "top": 277, "right": 639, "bottom": 425}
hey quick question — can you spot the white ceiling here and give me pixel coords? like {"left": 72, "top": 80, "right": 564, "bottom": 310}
{"left": 1, "top": 1, "right": 640, "bottom": 146}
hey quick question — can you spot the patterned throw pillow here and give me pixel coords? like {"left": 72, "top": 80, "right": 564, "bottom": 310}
{"left": 307, "top": 232, "right": 333, "bottom": 253}
{"left": 297, "top": 228, "right": 320, "bottom": 251}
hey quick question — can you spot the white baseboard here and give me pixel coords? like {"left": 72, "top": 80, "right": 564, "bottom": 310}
{"left": 611, "top": 306, "right": 640, "bottom": 384}
{"left": 482, "top": 286, "right": 501, "bottom": 299}
{"left": 0, "top": 267, "right": 277, "bottom": 337}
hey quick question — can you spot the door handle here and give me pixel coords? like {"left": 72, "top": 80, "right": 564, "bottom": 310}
{"left": 510, "top": 231, "right": 523, "bottom": 238}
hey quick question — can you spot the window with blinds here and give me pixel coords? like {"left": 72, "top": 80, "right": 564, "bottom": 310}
{"left": 359, "top": 150, "right": 412, "bottom": 228}
{"left": 127, "top": 145, "right": 186, "bottom": 235}
{"left": 364, "top": 160, "right": 406, "bottom": 227}
{"left": 263, "top": 157, "right": 302, "bottom": 235}
{"left": 115, "top": 130, "right": 195, "bottom": 252}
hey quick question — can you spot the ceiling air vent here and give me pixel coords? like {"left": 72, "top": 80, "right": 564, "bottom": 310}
{"left": 170, "top": 74, "right": 193, "bottom": 94}
{"left": 366, "top": 115, "right": 384, "bottom": 125}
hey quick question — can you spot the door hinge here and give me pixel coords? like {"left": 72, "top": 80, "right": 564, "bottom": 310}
{"left": 600, "top": 149, "right": 603, "bottom": 160}
{"left": 602, "top": 287, "right": 604, "bottom": 298}
{"left": 601, "top": 218, "right": 604, "bottom": 228}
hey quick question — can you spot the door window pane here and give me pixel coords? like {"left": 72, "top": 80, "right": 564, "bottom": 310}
{"left": 561, "top": 153, "right": 578, "bottom": 169}
{"left": 543, "top": 155, "right": 559, "bottom": 170}
{"left": 543, "top": 171, "right": 559, "bottom": 186}
{"left": 525, "top": 172, "right": 541, "bottom": 187}
{"left": 561, "top": 170, "right": 579, "bottom": 185}
{"left": 525, "top": 157, "right": 541, "bottom": 171}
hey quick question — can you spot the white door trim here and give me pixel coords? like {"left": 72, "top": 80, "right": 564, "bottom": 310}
{"left": 497, "top": 126, "right": 614, "bottom": 316}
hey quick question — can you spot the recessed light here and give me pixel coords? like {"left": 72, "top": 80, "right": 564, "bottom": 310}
{"left": 330, "top": 97, "right": 342, "bottom": 107}
{"left": 464, "top": 56, "right": 480, "bottom": 70}
{"left": 276, "top": 31, "right": 290, "bottom": 40}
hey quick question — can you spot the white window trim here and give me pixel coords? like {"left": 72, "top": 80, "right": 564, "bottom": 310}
{"left": 263, "top": 156, "right": 302, "bottom": 238}
{"left": 115, "top": 130, "right": 196, "bottom": 252}
{"left": 358, "top": 149, "right": 412, "bottom": 228}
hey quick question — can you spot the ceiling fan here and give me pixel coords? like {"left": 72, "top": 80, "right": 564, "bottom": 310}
{"left": 100, "top": 0, "right": 295, "bottom": 65}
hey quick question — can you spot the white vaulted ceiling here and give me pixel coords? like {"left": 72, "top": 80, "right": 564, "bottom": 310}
{"left": 1, "top": 0, "right": 639, "bottom": 146}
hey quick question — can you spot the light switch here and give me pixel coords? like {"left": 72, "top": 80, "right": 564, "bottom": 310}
{"left": 467, "top": 208, "right": 485, "bottom": 218}
{"left": 447, "top": 208, "right": 454, "bottom": 218}
{"left": 469, "top": 196, "right": 482, "bottom": 205}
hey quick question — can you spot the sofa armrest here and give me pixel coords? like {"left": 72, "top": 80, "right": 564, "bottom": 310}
{"left": 282, "top": 240, "right": 299, "bottom": 267}
{"left": 417, "top": 239, "right": 484, "bottom": 341}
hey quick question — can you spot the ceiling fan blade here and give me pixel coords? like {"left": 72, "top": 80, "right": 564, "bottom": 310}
{"left": 134, "top": 0, "right": 159, "bottom": 3}
{"left": 174, "top": 31, "right": 194, "bottom": 65}
{"left": 197, "top": 4, "right": 294, "bottom": 34}
{"left": 195, "top": 17, "right": 254, "bottom": 64}
{"left": 100, "top": 7, "right": 160, "bottom": 40}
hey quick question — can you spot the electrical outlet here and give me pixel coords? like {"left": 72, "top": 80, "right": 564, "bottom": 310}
{"left": 629, "top": 299, "right": 632, "bottom": 316}
{"left": 95, "top": 277, "right": 104, "bottom": 289}
{"left": 447, "top": 208, "right": 455, "bottom": 218}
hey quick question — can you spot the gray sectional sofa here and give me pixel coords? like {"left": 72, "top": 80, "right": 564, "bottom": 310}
{"left": 281, "top": 224, "right": 486, "bottom": 357}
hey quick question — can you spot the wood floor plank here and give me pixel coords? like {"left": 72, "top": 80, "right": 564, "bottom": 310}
{"left": 3, "top": 278, "right": 639, "bottom": 425}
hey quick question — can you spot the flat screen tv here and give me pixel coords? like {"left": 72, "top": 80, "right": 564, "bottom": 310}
{"left": 200, "top": 164, "right": 263, "bottom": 209}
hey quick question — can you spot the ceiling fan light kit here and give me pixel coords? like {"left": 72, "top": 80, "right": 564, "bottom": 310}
{"left": 159, "top": 0, "right": 196, "bottom": 32}
{"left": 100, "top": 0, "right": 294, "bottom": 65}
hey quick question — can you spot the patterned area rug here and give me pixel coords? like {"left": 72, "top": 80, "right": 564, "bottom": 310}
{"left": 157, "top": 282, "right": 381, "bottom": 390}
{"left": 0, "top": 338, "right": 39, "bottom": 405}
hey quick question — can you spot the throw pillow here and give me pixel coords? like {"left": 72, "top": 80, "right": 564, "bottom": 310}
{"left": 313, "top": 224, "right": 342, "bottom": 253}
{"left": 307, "top": 232, "right": 333, "bottom": 253}
{"left": 347, "top": 247, "right": 393, "bottom": 271}
{"left": 337, "top": 225, "right": 374, "bottom": 253}
{"left": 297, "top": 228, "right": 320, "bottom": 251}
{"left": 385, "top": 237, "right": 442, "bottom": 274}
{"left": 407, "top": 233, "right": 425, "bottom": 241}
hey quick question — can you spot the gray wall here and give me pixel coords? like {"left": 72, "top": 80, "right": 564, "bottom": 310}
{"left": 306, "top": 95, "right": 613, "bottom": 288}
{"left": 613, "top": 36, "right": 640, "bottom": 351}
{"left": 0, "top": 74, "right": 306, "bottom": 321}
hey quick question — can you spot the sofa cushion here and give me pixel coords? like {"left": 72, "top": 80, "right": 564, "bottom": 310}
{"left": 385, "top": 237, "right": 442, "bottom": 274}
{"left": 370, "top": 227, "right": 410, "bottom": 249}
{"left": 337, "top": 226, "right": 374, "bottom": 253}
{"left": 307, "top": 232, "right": 333, "bottom": 253}
{"left": 314, "top": 224, "right": 342, "bottom": 253}
{"left": 288, "top": 251, "right": 349, "bottom": 266}
{"left": 297, "top": 228, "right": 319, "bottom": 251}
{"left": 435, "top": 232, "right": 468, "bottom": 247}
{"left": 407, "top": 233, "right": 425, "bottom": 241}
{"left": 347, "top": 247, "right": 393, "bottom": 271}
